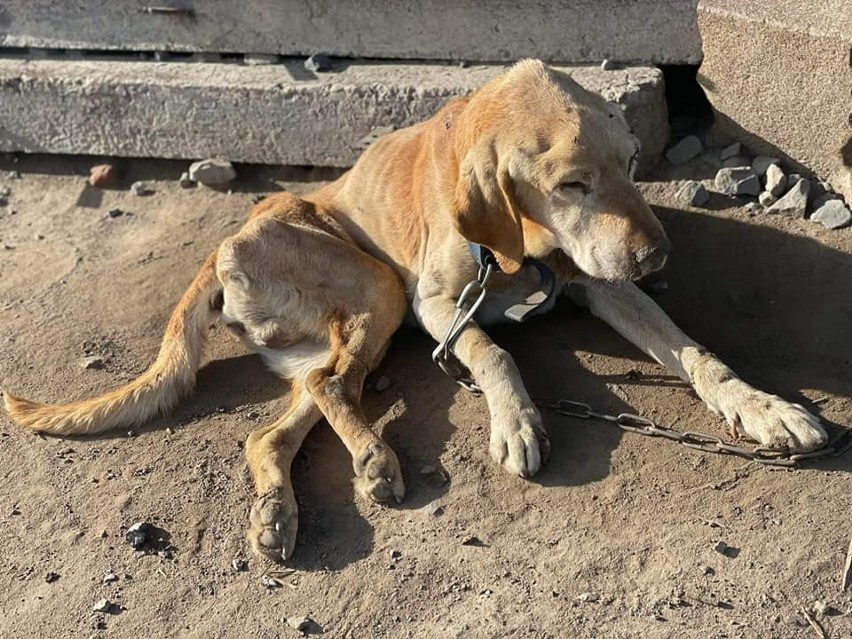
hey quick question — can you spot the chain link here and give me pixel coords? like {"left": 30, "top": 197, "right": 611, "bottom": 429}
{"left": 537, "top": 399, "right": 852, "bottom": 468}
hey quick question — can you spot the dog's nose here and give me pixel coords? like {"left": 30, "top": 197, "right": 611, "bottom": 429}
{"left": 636, "top": 237, "right": 670, "bottom": 276}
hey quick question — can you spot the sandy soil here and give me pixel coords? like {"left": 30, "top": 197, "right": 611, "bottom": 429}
{"left": 0, "top": 154, "right": 850, "bottom": 639}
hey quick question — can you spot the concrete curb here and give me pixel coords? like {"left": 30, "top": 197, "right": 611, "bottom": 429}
{"left": 0, "top": 59, "right": 668, "bottom": 172}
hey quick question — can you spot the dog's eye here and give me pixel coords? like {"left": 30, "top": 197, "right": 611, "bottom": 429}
{"left": 558, "top": 181, "right": 589, "bottom": 195}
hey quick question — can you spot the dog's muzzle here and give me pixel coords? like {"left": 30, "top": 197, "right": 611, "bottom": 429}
{"left": 635, "top": 237, "right": 671, "bottom": 277}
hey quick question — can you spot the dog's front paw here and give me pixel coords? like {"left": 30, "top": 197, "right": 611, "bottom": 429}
{"left": 353, "top": 440, "right": 405, "bottom": 504}
{"left": 719, "top": 386, "right": 827, "bottom": 452}
{"left": 248, "top": 486, "right": 299, "bottom": 563}
{"left": 490, "top": 406, "right": 550, "bottom": 478}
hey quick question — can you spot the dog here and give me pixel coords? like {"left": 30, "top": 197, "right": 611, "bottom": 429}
{"left": 3, "top": 60, "right": 827, "bottom": 562}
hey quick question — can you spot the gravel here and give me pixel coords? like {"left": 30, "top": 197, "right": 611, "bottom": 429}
{"left": 92, "top": 598, "right": 113, "bottom": 613}
{"left": 764, "top": 164, "right": 787, "bottom": 197}
{"left": 811, "top": 199, "right": 851, "bottom": 229}
{"left": 758, "top": 191, "right": 778, "bottom": 207}
{"left": 719, "top": 142, "right": 741, "bottom": 160}
{"left": 103, "top": 573, "right": 119, "bottom": 583}
{"left": 88, "top": 164, "right": 117, "bottom": 188}
{"left": 80, "top": 356, "right": 105, "bottom": 370}
{"left": 45, "top": 572, "right": 60, "bottom": 583}
{"left": 188, "top": 159, "right": 236, "bottom": 186}
{"left": 676, "top": 180, "right": 710, "bottom": 207}
{"left": 125, "top": 521, "right": 153, "bottom": 549}
{"left": 131, "top": 181, "right": 154, "bottom": 196}
{"left": 304, "top": 53, "right": 332, "bottom": 72}
{"left": 715, "top": 167, "right": 760, "bottom": 196}
{"left": 767, "top": 178, "right": 810, "bottom": 218}
{"left": 665, "top": 136, "right": 703, "bottom": 166}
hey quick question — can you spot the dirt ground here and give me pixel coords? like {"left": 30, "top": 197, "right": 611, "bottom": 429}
{"left": 0, "top": 153, "right": 850, "bottom": 639}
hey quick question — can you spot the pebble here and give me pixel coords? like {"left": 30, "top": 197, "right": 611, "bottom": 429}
{"left": 745, "top": 202, "right": 761, "bottom": 215}
{"left": 752, "top": 156, "right": 780, "bottom": 177}
{"left": 719, "top": 142, "right": 741, "bottom": 160}
{"left": 374, "top": 376, "right": 391, "bottom": 392}
{"left": 699, "top": 564, "right": 715, "bottom": 576}
{"left": 231, "top": 558, "right": 248, "bottom": 572}
{"left": 576, "top": 592, "right": 600, "bottom": 603}
{"left": 125, "top": 521, "right": 152, "bottom": 549}
{"left": 260, "top": 574, "right": 280, "bottom": 589}
{"left": 811, "top": 199, "right": 851, "bottom": 229}
{"left": 715, "top": 167, "right": 760, "bottom": 196}
{"left": 758, "top": 191, "right": 777, "bottom": 207}
{"left": 45, "top": 572, "right": 60, "bottom": 583}
{"left": 244, "top": 53, "right": 279, "bottom": 66}
{"left": 103, "top": 573, "right": 119, "bottom": 583}
{"left": 665, "top": 135, "right": 703, "bottom": 166}
{"left": 287, "top": 616, "right": 314, "bottom": 632}
{"left": 713, "top": 540, "right": 729, "bottom": 554}
{"left": 88, "top": 164, "right": 117, "bottom": 188}
{"left": 304, "top": 53, "right": 332, "bottom": 72}
{"left": 764, "top": 163, "right": 787, "bottom": 197}
{"left": 8, "top": 170, "right": 20, "bottom": 179}
{"left": 81, "top": 356, "right": 106, "bottom": 370}
{"left": 425, "top": 501, "right": 444, "bottom": 517}
{"left": 107, "top": 207, "right": 125, "bottom": 218}
{"left": 767, "top": 178, "right": 810, "bottom": 218}
{"left": 188, "top": 159, "right": 236, "bottom": 186}
{"left": 675, "top": 180, "right": 709, "bottom": 207}
{"left": 721, "top": 155, "right": 750, "bottom": 168}
{"left": 35, "top": 233, "right": 45, "bottom": 240}
{"left": 92, "top": 598, "right": 112, "bottom": 613}
{"left": 130, "top": 181, "right": 154, "bottom": 196}
{"left": 178, "top": 172, "right": 195, "bottom": 188}
{"left": 600, "top": 59, "right": 616, "bottom": 71}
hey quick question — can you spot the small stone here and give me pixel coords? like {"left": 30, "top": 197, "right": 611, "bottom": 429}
{"left": 107, "top": 208, "right": 124, "bottom": 218}
{"left": 425, "top": 502, "right": 444, "bottom": 517}
{"left": 88, "top": 164, "right": 117, "bottom": 188}
{"left": 665, "top": 135, "right": 703, "bottom": 166}
{"left": 764, "top": 164, "right": 787, "bottom": 197}
{"left": 758, "top": 192, "right": 777, "bottom": 207}
{"left": 8, "top": 170, "right": 20, "bottom": 179}
{"left": 45, "top": 572, "right": 60, "bottom": 583}
{"left": 188, "top": 159, "right": 236, "bottom": 186}
{"left": 125, "top": 521, "right": 152, "bottom": 549}
{"left": 676, "top": 180, "right": 709, "bottom": 207}
{"left": 389, "top": 549, "right": 402, "bottom": 561}
{"left": 713, "top": 540, "right": 729, "bottom": 554}
{"left": 231, "top": 558, "right": 248, "bottom": 572}
{"left": 245, "top": 411, "right": 259, "bottom": 420}
{"left": 576, "top": 592, "right": 600, "bottom": 603}
{"left": 130, "top": 181, "right": 154, "bottom": 196}
{"left": 767, "top": 178, "right": 810, "bottom": 218}
{"left": 419, "top": 464, "right": 437, "bottom": 475}
{"left": 374, "top": 376, "right": 390, "bottom": 392}
{"left": 811, "top": 199, "right": 851, "bottom": 229}
{"left": 600, "top": 59, "right": 616, "bottom": 71}
{"left": 178, "top": 172, "right": 195, "bottom": 188}
{"left": 35, "top": 233, "right": 44, "bottom": 240}
{"left": 719, "top": 142, "right": 741, "bottom": 160}
{"left": 260, "top": 574, "right": 280, "bottom": 589}
{"left": 92, "top": 598, "right": 112, "bottom": 613}
{"left": 103, "top": 573, "right": 119, "bottom": 583}
{"left": 81, "top": 356, "right": 105, "bottom": 370}
{"left": 462, "top": 536, "right": 486, "bottom": 547}
{"left": 699, "top": 564, "right": 715, "bottom": 576}
{"left": 287, "top": 616, "right": 314, "bottom": 632}
{"left": 244, "top": 53, "right": 279, "bottom": 66}
{"left": 752, "top": 156, "right": 780, "bottom": 177}
{"left": 812, "top": 601, "right": 833, "bottom": 617}
{"left": 715, "top": 167, "right": 760, "bottom": 196}
{"left": 304, "top": 53, "right": 332, "bottom": 72}
{"left": 745, "top": 202, "right": 761, "bottom": 215}
{"left": 722, "top": 155, "right": 750, "bottom": 168}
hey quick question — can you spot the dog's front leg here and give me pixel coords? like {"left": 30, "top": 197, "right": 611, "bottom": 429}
{"left": 414, "top": 293, "right": 550, "bottom": 477}
{"left": 572, "top": 279, "right": 827, "bottom": 451}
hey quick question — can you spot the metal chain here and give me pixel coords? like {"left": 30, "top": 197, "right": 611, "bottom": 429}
{"left": 537, "top": 399, "right": 852, "bottom": 468}
{"left": 431, "top": 262, "right": 494, "bottom": 394}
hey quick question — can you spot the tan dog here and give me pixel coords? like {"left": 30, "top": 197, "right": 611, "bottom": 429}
{"left": 4, "top": 60, "right": 827, "bottom": 562}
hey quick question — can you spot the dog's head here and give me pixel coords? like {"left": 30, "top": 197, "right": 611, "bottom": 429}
{"left": 451, "top": 59, "right": 669, "bottom": 281}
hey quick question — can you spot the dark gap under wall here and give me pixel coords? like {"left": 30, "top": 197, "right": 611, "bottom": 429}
{"left": 660, "top": 65, "right": 714, "bottom": 142}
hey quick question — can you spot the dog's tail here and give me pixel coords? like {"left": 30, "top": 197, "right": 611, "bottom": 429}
{"left": 3, "top": 253, "right": 222, "bottom": 436}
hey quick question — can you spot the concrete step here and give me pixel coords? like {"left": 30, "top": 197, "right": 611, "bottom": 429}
{"left": 0, "top": 59, "right": 668, "bottom": 172}
{"left": 1, "top": 0, "right": 702, "bottom": 64}
{"left": 698, "top": 0, "right": 852, "bottom": 200}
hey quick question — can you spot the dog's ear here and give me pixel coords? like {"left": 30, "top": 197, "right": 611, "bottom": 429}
{"left": 452, "top": 142, "right": 525, "bottom": 274}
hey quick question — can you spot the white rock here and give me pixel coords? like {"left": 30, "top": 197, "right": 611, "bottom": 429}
{"left": 93, "top": 598, "right": 112, "bottom": 613}
{"left": 188, "top": 159, "right": 236, "bottom": 185}
{"left": 719, "top": 142, "right": 741, "bottom": 160}
{"left": 767, "top": 178, "right": 810, "bottom": 218}
{"left": 811, "top": 199, "right": 851, "bottom": 229}
{"left": 287, "top": 616, "right": 313, "bottom": 632}
{"left": 131, "top": 180, "right": 154, "bottom": 196}
{"left": 752, "top": 155, "right": 780, "bottom": 177}
{"left": 715, "top": 167, "right": 760, "bottom": 196}
{"left": 244, "top": 53, "right": 279, "bottom": 66}
{"left": 764, "top": 164, "right": 787, "bottom": 197}
{"left": 676, "top": 180, "right": 709, "bottom": 207}
{"left": 178, "top": 172, "right": 195, "bottom": 188}
{"left": 600, "top": 59, "right": 616, "bottom": 71}
{"left": 758, "top": 191, "right": 777, "bottom": 206}
{"left": 665, "top": 136, "right": 702, "bottom": 166}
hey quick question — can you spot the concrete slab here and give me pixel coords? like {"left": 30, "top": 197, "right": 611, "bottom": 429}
{"left": 0, "top": 59, "right": 668, "bottom": 173}
{"left": 0, "top": 0, "right": 702, "bottom": 64}
{"left": 698, "top": 0, "right": 852, "bottom": 200}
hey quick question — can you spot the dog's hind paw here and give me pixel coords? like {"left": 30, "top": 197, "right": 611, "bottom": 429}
{"left": 354, "top": 440, "right": 405, "bottom": 504}
{"left": 490, "top": 406, "right": 550, "bottom": 478}
{"left": 248, "top": 487, "right": 299, "bottom": 563}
